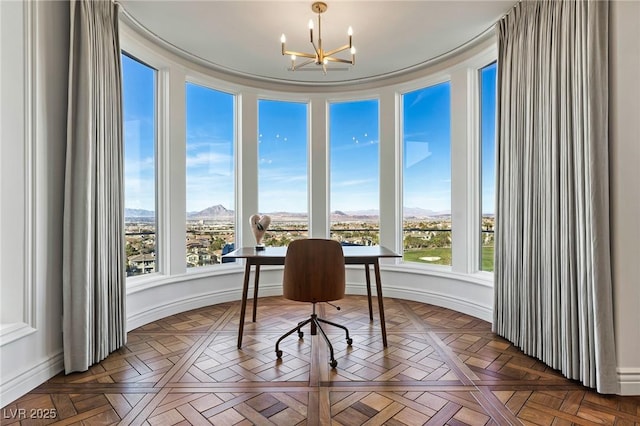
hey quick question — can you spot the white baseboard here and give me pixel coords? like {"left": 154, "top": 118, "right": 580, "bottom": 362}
{"left": 617, "top": 368, "right": 640, "bottom": 395}
{"left": 127, "top": 281, "right": 492, "bottom": 333}
{"left": 127, "top": 284, "right": 283, "bottom": 332}
{"left": 345, "top": 283, "right": 493, "bottom": 323}
{"left": 0, "top": 352, "right": 64, "bottom": 407}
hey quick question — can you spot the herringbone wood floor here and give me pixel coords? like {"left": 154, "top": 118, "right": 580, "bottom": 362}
{"left": 3, "top": 296, "right": 639, "bottom": 425}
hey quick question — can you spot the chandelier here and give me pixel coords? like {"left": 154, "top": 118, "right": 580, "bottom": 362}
{"left": 280, "top": 2, "right": 356, "bottom": 74}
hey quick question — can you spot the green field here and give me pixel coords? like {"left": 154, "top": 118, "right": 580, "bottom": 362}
{"left": 403, "top": 245, "right": 494, "bottom": 272}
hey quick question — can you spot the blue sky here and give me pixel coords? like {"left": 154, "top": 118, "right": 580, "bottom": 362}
{"left": 123, "top": 54, "right": 496, "bottom": 216}
{"left": 330, "top": 99, "right": 379, "bottom": 213}
{"left": 186, "top": 83, "right": 235, "bottom": 213}
{"left": 481, "top": 62, "right": 497, "bottom": 215}
{"left": 402, "top": 82, "right": 451, "bottom": 213}
{"left": 122, "top": 54, "right": 155, "bottom": 211}
{"left": 258, "top": 100, "right": 308, "bottom": 213}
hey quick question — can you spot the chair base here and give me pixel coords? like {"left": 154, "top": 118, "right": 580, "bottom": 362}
{"left": 275, "top": 313, "right": 352, "bottom": 368}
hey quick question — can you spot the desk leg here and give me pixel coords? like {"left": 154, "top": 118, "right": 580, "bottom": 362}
{"left": 252, "top": 264, "right": 261, "bottom": 322}
{"left": 364, "top": 264, "right": 373, "bottom": 321}
{"left": 373, "top": 260, "right": 388, "bottom": 347}
{"left": 238, "top": 260, "right": 252, "bottom": 349}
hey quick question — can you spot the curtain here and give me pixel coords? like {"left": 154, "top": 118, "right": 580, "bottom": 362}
{"left": 63, "top": 0, "right": 126, "bottom": 373}
{"left": 493, "top": 0, "right": 617, "bottom": 393}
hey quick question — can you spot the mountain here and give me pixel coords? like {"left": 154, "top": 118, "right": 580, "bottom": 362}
{"left": 403, "top": 207, "right": 450, "bottom": 218}
{"left": 127, "top": 205, "right": 450, "bottom": 221}
{"left": 125, "top": 208, "right": 155, "bottom": 218}
{"left": 188, "top": 204, "right": 234, "bottom": 219}
{"left": 342, "top": 209, "right": 379, "bottom": 216}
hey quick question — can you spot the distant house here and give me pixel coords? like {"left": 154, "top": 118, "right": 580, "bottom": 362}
{"left": 186, "top": 251, "right": 214, "bottom": 267}
{"left": 128, "top": 253, "right": 155, "bottom": 275}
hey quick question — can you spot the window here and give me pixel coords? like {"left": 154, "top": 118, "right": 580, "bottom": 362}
{"left": 329, "top": 100, "right": 380, "bottom": 245}
{"left": 185, "top": 83, "right": 235, "bottom": 268}
{"left": 122, "top": 54, "right": 157, "bottom": 277}
{"left": 258, "top": 99, "right": 309, "bottom": 246}
{"left": 402, "top": 82, "right": 452, "bottom": 265}
{"left": 480, "top": 62, "right": 497, "bottom": 272}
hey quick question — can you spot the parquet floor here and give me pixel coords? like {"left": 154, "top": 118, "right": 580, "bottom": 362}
{"left": 3, "top": 296, "right": 640, "bottom": 425}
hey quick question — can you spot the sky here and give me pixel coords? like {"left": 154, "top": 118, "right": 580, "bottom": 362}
{"left": 122, "top": 54, "right": 496, "bottom": 216}
{"left": 402, "top": 82, "right": 451, "bottom": 214}
{"left": 258, "top": 100, "right": 308, "bottom": 213}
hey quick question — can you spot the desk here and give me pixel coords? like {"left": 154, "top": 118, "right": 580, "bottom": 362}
{"left": 223, "top": 245, "right": 400, "bottom": 349}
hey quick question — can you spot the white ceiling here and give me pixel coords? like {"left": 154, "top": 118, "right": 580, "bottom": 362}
{"left": 119, "top": 1, "right": 515, "bottom": 86}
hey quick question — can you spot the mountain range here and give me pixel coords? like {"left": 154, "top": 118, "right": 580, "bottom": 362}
{"left": 125, "top": 205, "right": 451, "bottom": 220}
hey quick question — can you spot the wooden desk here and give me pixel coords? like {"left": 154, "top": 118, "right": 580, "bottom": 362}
{"left": 223, "top": 245, "right": 400, "bottom": 349}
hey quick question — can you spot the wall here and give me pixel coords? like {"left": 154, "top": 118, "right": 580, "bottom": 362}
{"left": 0, "top": 1, "right": 68, "bottom": 406}
{"left": 610, "top": 0, "right": 640, "bottom": 396}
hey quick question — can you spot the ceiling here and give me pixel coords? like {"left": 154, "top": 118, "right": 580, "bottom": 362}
{"left": 119, "top": 1, "right": 515, "bottom": 86}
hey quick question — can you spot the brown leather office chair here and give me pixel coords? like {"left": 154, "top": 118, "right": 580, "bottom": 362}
{"left": 275, "top": 239, "right": 352, "bottom": 368}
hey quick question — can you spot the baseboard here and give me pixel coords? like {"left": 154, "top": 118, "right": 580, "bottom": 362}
{"left": 617, "top": 368, "right": 640, "bottom": 395}
{"left": 127, "top": 284, "right": 283, "bottom": 332}
{"left": 127, "top": 280, "right": 493, "bottom": 332}
{"left": 0, "top": 352, "right": 64, "bottom": 407}
{"left": 345, "top": 283, "right": 493, "bottom": 323}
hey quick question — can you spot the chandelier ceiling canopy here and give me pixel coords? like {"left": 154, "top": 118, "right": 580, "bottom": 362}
{"left": 280, "top": 2, "right": 355, "bottom": 74}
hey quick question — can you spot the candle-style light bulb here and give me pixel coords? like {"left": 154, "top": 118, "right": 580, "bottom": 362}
{"left": 351, "top": 46, "right": 356, "bottom": 65}
{"left": 308, "top": 19, "right": 314, "bottom": 42}
{"left": 347, "top": 26, "right": 353, "bottom": 36}
{"left": 308, "top": 19, "right": 314, "bottom": 30}
{"left": 280, "top": 34, "right": 286, "bottom": 43}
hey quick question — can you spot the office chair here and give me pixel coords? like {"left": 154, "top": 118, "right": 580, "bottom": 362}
{"left": 275, "top": 238, "right": 352, "bottom": 368}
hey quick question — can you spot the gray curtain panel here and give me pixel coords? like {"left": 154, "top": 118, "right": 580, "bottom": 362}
{"left": 63, "top": 0, "right": 126, "bottom": 373}
{"left": 493, "top": 0, "right": 617, "bottom": 393}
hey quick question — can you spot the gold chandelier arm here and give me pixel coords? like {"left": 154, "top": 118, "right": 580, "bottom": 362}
{"left": 299, "top": 58, "right": 315, "bottom": 67}
{"left": 325, "top": 56, "right": 354, "bottom": 65}
{"left": 282, "top": 50, "right": 317, "bottom": 60}
{"left": 323, "top": 44, "right": 351, "bottom": 58}
{"left": 310, "top": 40, "right": 321, "bottom": 58}
{"left": 292, "top": 58, "right": 316, "bottom": 70}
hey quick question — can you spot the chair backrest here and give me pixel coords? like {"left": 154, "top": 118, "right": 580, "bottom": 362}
{"left": 282, "top": 239, "right": 345, "bottom": 303}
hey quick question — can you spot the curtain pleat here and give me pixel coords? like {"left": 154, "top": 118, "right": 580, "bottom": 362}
{"left": 63, "top": 0, "right": 126, "bottom": 373}
{"left": 494, "top": 0, "right": 617, "bottom": 393}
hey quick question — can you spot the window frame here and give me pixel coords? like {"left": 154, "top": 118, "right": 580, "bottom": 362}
{"left": 397, "top": 73, "right": 453, "bottom": 269}
{"left": 257, "top": 97, "right": 311, "bottom": 244}
{"left": 184, "top": 80, "right": 238, "bottom": 269}
{"left": 120, "top": 20, "right": 498, "bottom": 289}
{"left": 327, "top": 96, "right": 382, "bottom": 246}
{"left": 121, "top": 50, "right": 161, "bottom": 280}
{"left": 478, "top": 60, "right": 498, "bottom": 274}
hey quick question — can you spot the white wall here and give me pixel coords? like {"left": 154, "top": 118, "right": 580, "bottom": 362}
{"left": 0, "top": 1, "right": 68, "bottom": 406}
{"left": 610, "top": 0, "right": 640, "bottom": 396}
{"left": 1, "top": 0, "right": 27, "bottom": 329}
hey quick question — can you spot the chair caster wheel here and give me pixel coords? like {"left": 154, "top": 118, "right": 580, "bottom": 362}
{"left": 330, "top": 359, "right": 338, "bottom": 368}
{"left": 276, "top": 350, "right": 283, "bottom": 359}
{"left": 298, "top": 331, "right": 304, "bottom": 339}
{"left": 346, "top": 338, "right": 353, "bottom": 345}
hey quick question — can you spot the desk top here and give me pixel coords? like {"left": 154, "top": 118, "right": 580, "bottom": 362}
{"left": 223, "top": 245, "right": 400, "bottom": 260}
